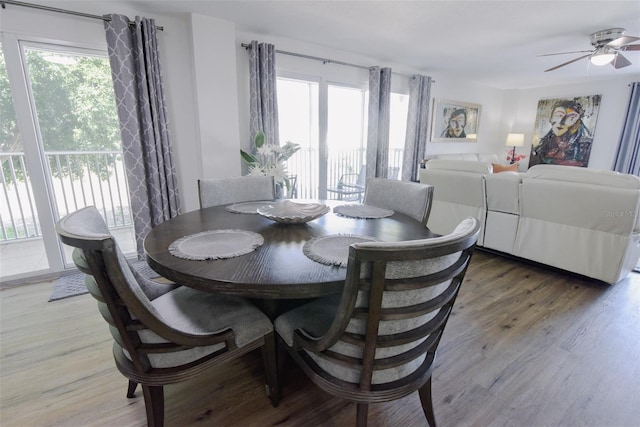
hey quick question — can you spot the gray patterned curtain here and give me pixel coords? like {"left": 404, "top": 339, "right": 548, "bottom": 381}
{"left": 402, "top": 75, "right": 432, "bottom": 182}
{"left": 104, "top": 14, "right": 181, "bottom": 258}
{"left": 249, "top": 40, "right": 280, "bottom": 148}
{"left": 366, "top": 67, "right": 392, "bottom": 179}
{"left": 613, "top": 82, "right": 640, "bottom": 176}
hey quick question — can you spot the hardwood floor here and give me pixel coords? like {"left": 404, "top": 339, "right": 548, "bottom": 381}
{"left": 1, "top": 251, "right": 639, "bottom": 426}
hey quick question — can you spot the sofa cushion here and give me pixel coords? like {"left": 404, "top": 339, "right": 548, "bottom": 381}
{"left": 424, "top": 159, "right": 492, "bottom": 174}
{"left": 436, "top": 153, "right": 469, "bottom": 160}
{"left": 460, "top": 153, "right": 480, "bottom": 161}
{"left": 478, "top": 153, "right": 501, "bottom": 163}
{"left": 526, "top": 164, "right": 640, "bottom": 189}
{"left": 427, "top": 153, "right": 500, "bottom": 164}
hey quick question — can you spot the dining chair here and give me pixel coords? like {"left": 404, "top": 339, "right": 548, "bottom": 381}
{"left": 274, "top": 217, "right": 481, "bottom": 427}
{"left": 198, "top": 175, "right": 275, "bottom": 208}
{"left": 55, "top": 206, "right": 279, "bottom": 427}
{"left": 363, "top": 177, "right": 435, "bottom": 226}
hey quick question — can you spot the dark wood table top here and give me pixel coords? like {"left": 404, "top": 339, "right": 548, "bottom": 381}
{"left": 144, "top": 200, "right": 434, "bottom": 300}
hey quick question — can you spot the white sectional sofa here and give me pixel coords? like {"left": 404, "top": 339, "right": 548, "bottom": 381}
{"left": 419, "top": 160, "right": 640, "bottom": 284}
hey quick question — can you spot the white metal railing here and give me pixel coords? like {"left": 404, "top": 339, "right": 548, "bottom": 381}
{"left": 0, "top": 151, "right": 133, "bottom": 242}
{"left": 287, "top": 147, "right": 404, "bottom": 199}
{"left": 1, "top": 148, "right": 405, "bottom": 242}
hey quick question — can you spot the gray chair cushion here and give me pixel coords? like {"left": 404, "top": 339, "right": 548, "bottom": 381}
{"left": 137, "top": 286, "right": 273, "bottom": 368}
{"left": 363, "top": 178, "right": 432, "bottom": 224}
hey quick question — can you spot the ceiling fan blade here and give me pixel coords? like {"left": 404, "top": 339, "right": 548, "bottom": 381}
{"left": 621, "top": 44, "right": 640, "bottom": 51}
{"left": 537, "top": 50, "right": 593, "bottom": 57}
{"left": 607, "top": 35, "right": 640, "bottom": 48}
{"left": 611, "top": 52, "right": 632, "bottom": 69}
{"left": 544, "top": 54, "right": 592, "bottom": 72}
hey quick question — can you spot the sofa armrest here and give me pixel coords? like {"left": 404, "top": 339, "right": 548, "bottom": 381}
{"left": 485, "top": 172, "right": 522, "bottom": 214}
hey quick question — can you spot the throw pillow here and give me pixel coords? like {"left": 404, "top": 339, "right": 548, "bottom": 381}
{"left": 492, "top": 163, "right": 518, "bottom": 173}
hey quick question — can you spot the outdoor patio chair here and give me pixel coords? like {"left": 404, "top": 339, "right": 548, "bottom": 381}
{"left": 327, "top": 166, "right": 366, "bottom": 202}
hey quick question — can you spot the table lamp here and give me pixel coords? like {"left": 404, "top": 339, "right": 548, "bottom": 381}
{"left": 506, "top": 133, "right": 525, "bottom": 164}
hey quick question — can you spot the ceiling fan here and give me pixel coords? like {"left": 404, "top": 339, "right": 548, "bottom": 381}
{"left": 540, "top": 28, "right": 640, "bottom": 72}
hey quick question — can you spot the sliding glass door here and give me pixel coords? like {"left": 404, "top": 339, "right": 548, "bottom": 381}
{"left": 0, "top": 36, "right": 134, "bottom": 282}
{"left": 278, "top": 74, "right": 409, "bottom": 199}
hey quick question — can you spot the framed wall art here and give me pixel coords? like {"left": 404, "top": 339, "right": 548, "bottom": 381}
{"left": 529, "top": 94, "right": 602, "bottom": 168}
{"left": 430, "top": 99, "right": 481, "bottom": 142}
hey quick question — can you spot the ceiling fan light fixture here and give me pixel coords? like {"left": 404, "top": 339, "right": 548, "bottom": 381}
{"left": 590, "top": 49, "right": 615, "bottom": 66}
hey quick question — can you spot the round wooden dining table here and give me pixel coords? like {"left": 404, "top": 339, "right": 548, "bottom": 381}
{"left": 144, "top": 200, "right": 434, "bottom": 302}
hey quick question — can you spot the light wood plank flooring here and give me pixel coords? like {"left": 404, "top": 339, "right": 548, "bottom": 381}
{"left": 1, "top": 251, "right": 639, "bottom": 426}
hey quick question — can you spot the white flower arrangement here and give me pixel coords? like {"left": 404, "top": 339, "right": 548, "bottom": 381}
{"left": 240, "top": 130, "right": 300, "bottom": 190}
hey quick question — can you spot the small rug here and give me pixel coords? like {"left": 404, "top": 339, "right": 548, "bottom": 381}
{"left": 48, "top": 260, "right": 159, "bottom": 302}
{"left": 168, "top": 229, "right": 264, "bottom": 261}
{"left": 303, "top": 234, "right": 379, "bottom": 267}
{"left": 333, "top": 204, "right": 394, "bottom": 219}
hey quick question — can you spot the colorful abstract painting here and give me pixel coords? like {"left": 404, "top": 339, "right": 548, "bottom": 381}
{"left": 529, "top": 95, "right": 602, "bottom": 168}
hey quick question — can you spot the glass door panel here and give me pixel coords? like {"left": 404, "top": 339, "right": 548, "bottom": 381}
{"left": 1, "top": 38, "right": 135, "bottom": 283}
{"left": 22, "top": 46, "right": 135, "bottom": 265}
{"left": 326, "top": 85, "right": 366, "bottom": 197}
{"left": 0, "top": 43, "right": 50, "bottom": 278}
{"left": 388, "top": 93, "right": 409, "bottom": 179}
{"left": 277, "top": 78, "right": 319, "bottom": 199}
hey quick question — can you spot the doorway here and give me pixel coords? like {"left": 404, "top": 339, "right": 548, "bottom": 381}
{"left": 0, "top": 37, "right": 134, "bottom": 282}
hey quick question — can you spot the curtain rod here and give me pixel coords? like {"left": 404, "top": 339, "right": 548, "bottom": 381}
{"left": 1, "top": 0, "right": 165, "bottom": 31}
{"left": 241, "top": 42, "right": 432, "bottom": 81}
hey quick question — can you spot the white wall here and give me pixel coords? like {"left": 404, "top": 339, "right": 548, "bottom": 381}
{"left": 189, "top": 14, "right": 242, "bottom": 183}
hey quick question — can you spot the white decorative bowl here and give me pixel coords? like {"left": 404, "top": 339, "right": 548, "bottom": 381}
{"left": 257, "top": 200, "right": 330, "bottom": 224}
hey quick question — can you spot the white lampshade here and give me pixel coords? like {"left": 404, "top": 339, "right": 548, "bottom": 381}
{"left": 590, "top": 52, "right": 615, "bottom": 66}
{"left": 505, "top": 133, "right": 525, "bottom": 147}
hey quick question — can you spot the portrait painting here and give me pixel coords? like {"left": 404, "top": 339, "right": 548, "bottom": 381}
{"left": 430, "top": 99, "right": 481, "bottom": 142}
{"left": 529, "top": 95, "right": 602, "bottom": 168}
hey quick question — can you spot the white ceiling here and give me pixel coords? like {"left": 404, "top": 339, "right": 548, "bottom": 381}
{"left": 34, "top": 1, "right": 640, "bottom": 89}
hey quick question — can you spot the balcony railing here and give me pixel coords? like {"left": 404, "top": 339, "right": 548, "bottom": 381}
{"left": 1, "top": 151, "right": 132, "bottom": 242}
{"left": 288, "top": 147, "right": 404, "bottom": 199}
{"left": 1, "top": 148, "right": 405, "bottom": 242}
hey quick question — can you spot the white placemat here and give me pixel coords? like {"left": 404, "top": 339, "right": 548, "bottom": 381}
{"left": 333, "top": 204, "right": 394, "bottom": 219}
{"left": 303, "top": 234, "right": 380, "bottom": 267}
{"left": 225, "top": 200, "right": 275, "bottom": 214}
{"left": 168, "top": 229, "right": 264, "bottom": 260}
